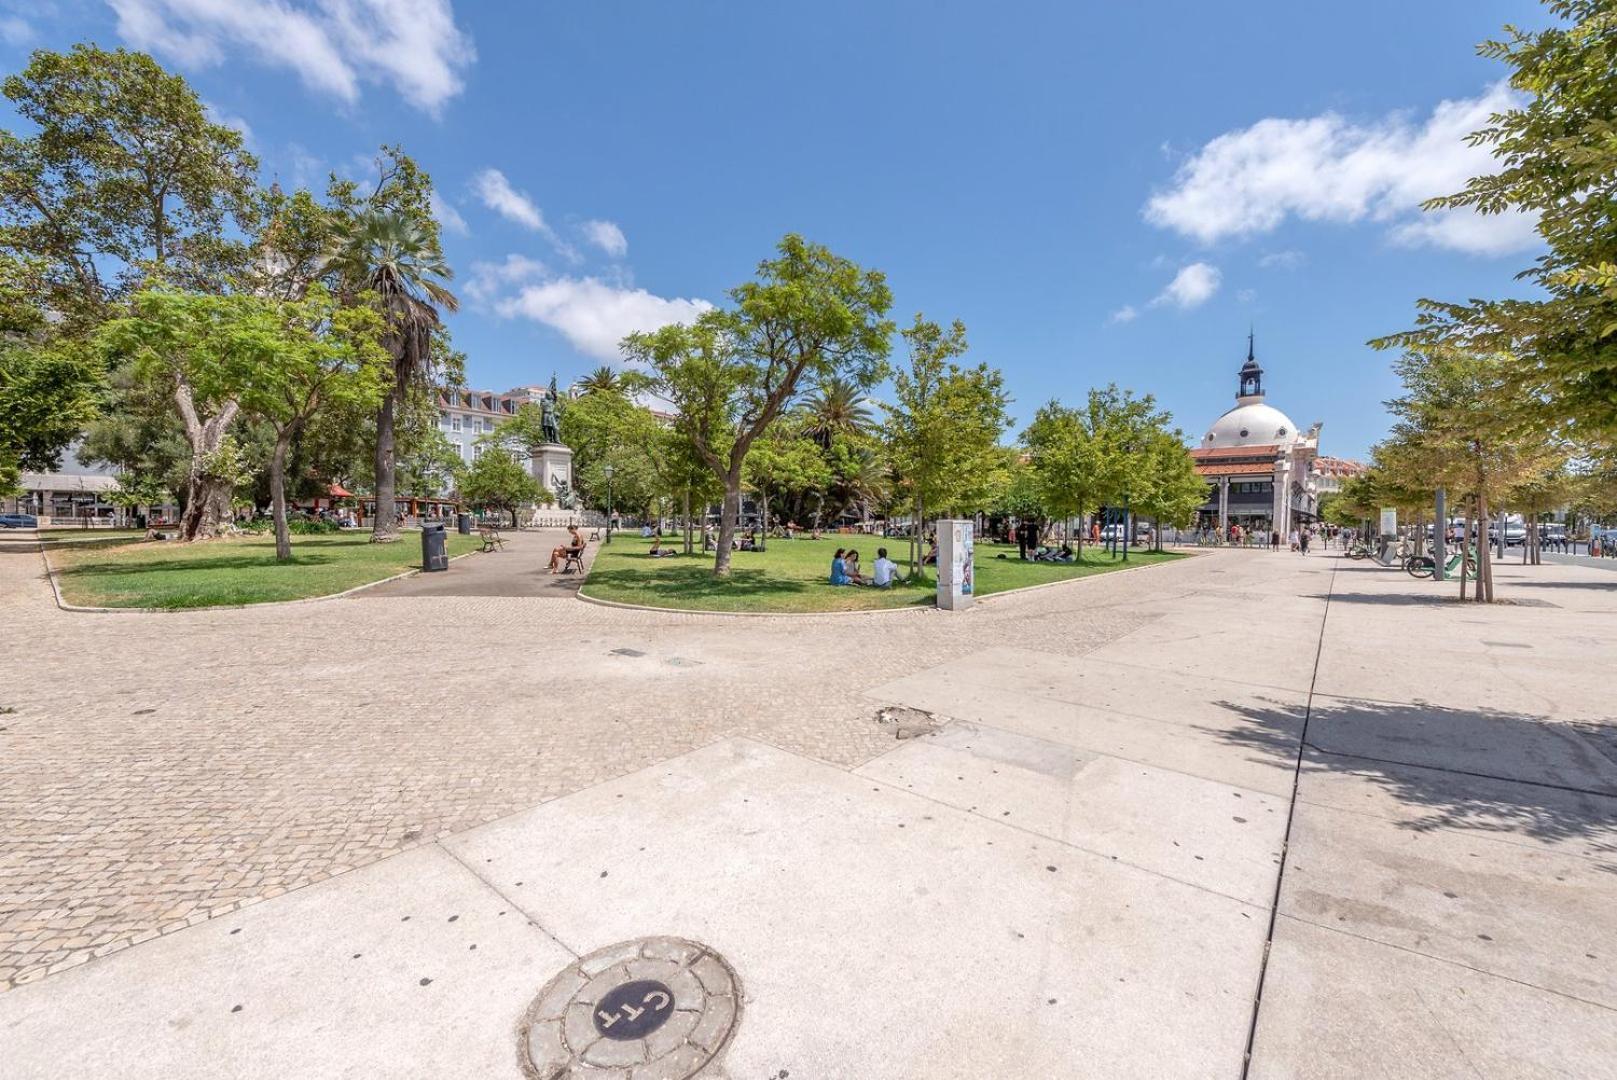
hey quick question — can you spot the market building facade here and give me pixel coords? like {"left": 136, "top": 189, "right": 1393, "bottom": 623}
{"left": 1189, "top": 339, "right": 1329, "bottom": 540}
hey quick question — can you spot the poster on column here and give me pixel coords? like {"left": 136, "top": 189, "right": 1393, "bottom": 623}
{"left": 938, "top": 519, "right": 974, "bottom": 610}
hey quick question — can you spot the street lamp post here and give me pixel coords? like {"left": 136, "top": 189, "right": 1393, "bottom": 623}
{"left": 603, "top": 464, "right": 614, "bottom": 544}
{"left": 1122, "top": 490, "right": 1130, "bottom": 563}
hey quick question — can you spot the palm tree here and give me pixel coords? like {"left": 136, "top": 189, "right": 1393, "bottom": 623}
{"left": 801, "top": 376, "right": 874, "bottom": 448}
{"left": 325, "top": 210, "right": 458, "bottom": 542}
{"left": 576, "top": 365, "right": 623, "bottom": 395}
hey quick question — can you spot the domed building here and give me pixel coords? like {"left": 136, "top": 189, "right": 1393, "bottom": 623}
{"left": 1189, "top": 337, "right": 1322, "bottom": 539}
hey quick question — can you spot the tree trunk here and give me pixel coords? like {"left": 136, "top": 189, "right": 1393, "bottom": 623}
{"left": 270, "top": 429, "right": 294, "bottom": 562}
{"left": 1459, "top": 508, "right": 1471, "bottom": 601}
{"left": 1477, "top": 484, "right": 1493, "bottom": 603}
{"left": 683, "top": 488, "right": 693, "bottom": 555}
{"left": 372, "top": 386, "right": 400, "bottom": 543}
{"left": 174, "top": 383, "right": 239, "bottom": 542}
{"left": 713, "top": 475, "right": 742, "bottom": 577}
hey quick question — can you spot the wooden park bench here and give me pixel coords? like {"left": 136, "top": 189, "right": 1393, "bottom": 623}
{"left": 478, "top": 526, "right": 505, "bottom": 553}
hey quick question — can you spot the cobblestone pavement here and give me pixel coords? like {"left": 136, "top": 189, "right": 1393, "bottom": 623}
{"left": 0, "top": 532, "right": 1189, "bottom": 990}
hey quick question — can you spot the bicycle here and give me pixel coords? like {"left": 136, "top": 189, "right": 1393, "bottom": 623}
{"left": 1404, "top": 547, "right": 1479, "bottom": 579}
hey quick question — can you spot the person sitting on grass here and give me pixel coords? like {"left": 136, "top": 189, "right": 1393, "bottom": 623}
{"left": 921, "top": 535, "right": 939, "bottom": 566}
{"left": 548, "top": 525, "right": 585, "bottom": 574}
{"left": 739, "top": 531, "right": 758, "bottom": 551}
{"left": 844, "top": 548, "right": 869, "bottom": 585}
{"left": 829, "top": 548, "right": 851, "bottom": 585}
{"left": 648, "top": 535, "right": 677, "bottom": 558}
{"left": 872, "top": 547, "right": 901, "bottom": 588}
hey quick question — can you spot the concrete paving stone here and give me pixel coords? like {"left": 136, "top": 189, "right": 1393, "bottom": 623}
{"left": 864, "top": 671, "right": 1302, "bottom": 797}
{"left": 1295, "top": 748, "right": 1617, "bottom": 865}
{"left": 1248, "top": 916, "right": 1617, "bottom": 1080}
{"left": 855, "top": 720, "right": 1287, "bottom": 905}
{"left": 1311, "top": 640, "right": 1617, "bottom": 718}
{"left": 873, "top": 646, "right": 1312, "bottom": 733}
{"left": 1281, "top": 799, "right": 1617, "bottom": 1009}
{"left": 0, "top": 845, "right": 570, "bottom": 1079}
{"left": 443, "top": 737, "right": 1270, "bottom": 1080}
{"left": 1305, "top": 694, "right": 1617, "bottom": 796}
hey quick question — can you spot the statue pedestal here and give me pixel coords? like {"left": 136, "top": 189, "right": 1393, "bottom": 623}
{"left": 531, "top": 443, "right": 574, "bottom": 500}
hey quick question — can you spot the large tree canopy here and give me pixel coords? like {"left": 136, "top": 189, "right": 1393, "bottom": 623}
{"left": 624, "top": 234, "right": 894, "bottom": 576}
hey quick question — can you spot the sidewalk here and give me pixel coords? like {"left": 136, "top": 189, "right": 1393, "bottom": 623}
{"left": 1, "top": 550, "right": 1612, "bottom": 1077}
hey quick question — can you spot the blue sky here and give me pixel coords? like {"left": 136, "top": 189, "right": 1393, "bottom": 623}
{"left": 2, "top": 0, "right": 1553, "bottom": 460}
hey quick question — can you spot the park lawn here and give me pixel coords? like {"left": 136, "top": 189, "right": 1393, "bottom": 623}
{"left": 49, "top": 531, "right": 483, "bottom": 609}
{"left": 580, "top": 535, "right": 1182, "bottom": 613}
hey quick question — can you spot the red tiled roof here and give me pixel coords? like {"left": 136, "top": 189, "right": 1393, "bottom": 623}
{"left": 1191, "top": 444, "right": 1280, "bottom": 461}
{"left": 1195, "top": 462, "right": 1275, "bottom": 477}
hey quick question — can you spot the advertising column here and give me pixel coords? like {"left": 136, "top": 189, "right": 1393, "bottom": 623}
{"left": 937, "top": 519, "right": 975, "bottom": 612}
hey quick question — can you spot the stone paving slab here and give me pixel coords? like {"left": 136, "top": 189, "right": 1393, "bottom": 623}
{"left": 0, "top": 844, "right": 570, "bottom": 1079}
{"left": 443, "top": 736, "right": 1270, "bottom": 1080}
{"left": 865, "top": 662, "right": 1304, "bottom": 797}
{"left": 1281, "top": 798, "right": 1617, "bottom": 1010}
{"left": 854, "top": 719, "right": 1288, "bottom": 905}
{"left": 1294, "top": 749, "right": 1617, "bottom": 867}
{"left": 1249, "top": 916, "right": 1617, "bottom": 1080}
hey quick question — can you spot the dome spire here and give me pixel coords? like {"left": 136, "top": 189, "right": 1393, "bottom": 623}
{"left": 1237, "top": 330, "right": 1264, "bottom": 400}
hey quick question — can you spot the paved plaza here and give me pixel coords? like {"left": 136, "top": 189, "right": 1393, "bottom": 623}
{"left": 1, "top": 533, "right": 1614, "bottom": 1077}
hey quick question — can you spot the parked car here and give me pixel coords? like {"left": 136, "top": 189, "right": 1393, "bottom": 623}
{"left": 0, "top": 512, "right": 39, "bottom": 529}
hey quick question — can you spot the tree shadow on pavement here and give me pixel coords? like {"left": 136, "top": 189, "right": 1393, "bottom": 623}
{"left": 1204, "top": 694, "right": 1617, "bottom": 869}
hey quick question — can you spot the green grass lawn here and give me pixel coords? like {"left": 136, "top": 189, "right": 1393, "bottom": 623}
{"left": 49, "top": 531, "right": 483, "bottom": 609}
{"left": 581, "top": 535, "right": 1182, "bottom": 613}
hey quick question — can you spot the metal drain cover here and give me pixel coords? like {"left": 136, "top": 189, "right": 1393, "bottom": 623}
{"left": 519, "top": 936, "right": 740, "bottom": 1079}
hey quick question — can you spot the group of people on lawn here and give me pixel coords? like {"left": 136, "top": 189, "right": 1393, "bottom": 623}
{"left": 829, "top": 546, "right": 904, "bottom": 588}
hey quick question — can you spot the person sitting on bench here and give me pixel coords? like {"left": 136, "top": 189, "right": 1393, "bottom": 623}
{"left": 549, "top": 525, "right": 585, "bottom": 574}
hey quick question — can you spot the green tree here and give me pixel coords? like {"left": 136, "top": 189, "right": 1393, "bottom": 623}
{"left": 576, "top": 365, "right": 623, "bottom": 395}
{"left": 624, "top": 235, "right": 894, "bottom": 576}
{"left": 0, "top": 45, "right": 258, "bottom": 329}
{"left": 802, "top": 376, "right": 875, "bottom": 447}
{"left": 1133, "top": 428, "right": 1207, "bottom": 547}
{"left": 1375, "top": 1, "right": 1617, "bottom": 456}
{"left": 397, "top": 426, "right": 463, "bottom": 503}
{"left": 325, "top": 208, "right": 459, "bottom": 542}
{"left": 230, "top": 286, "right": 390, "bottom": 560}
{"left": 884, "top": 316, "right": 1011, "bottom": 571}
{"left": 1023, "top": 385, "right": 1164, "bottom": 560}
{"left": 459, "top": 445, "right": 543, "bottom": 528}
{"left": 746, "top": 417, "right": 833, "bottom": 540}
{"left": 0, "top": 337, "right": 103, "bottom": 496}
{"left": 95, "top": 290, "right": 265, "bottom": 538}
{"left": 1384, "top": 345, "right": 1557, "bottom": 601}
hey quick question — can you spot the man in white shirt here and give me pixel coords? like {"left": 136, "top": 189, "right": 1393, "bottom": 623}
{"left": 872, "top": 547, "right": 900, "bottom": 588}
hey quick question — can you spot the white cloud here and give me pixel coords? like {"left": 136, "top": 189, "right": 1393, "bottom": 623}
{"left": 1258, "top": 249, "right": 1305, "bottom": 270}
{"left": 497, "top": 276, "right": 712, "bottom": 362}
{"left": 1108, "top": 305, "right": 1138, "bottom": 325}
{"left": 1144, "top": 81, "right": 1539, "bottom": 256}
{"left": 582, "top": 219, "right": 628, "bottom": 258}
{"left": 430, "top": 191, "right": 468, "bottom": 237}
{"left": 107, "top": 0, "right": 474, "bottom": 114}
{"left": 470, "top": 169, "right": 582, "bottom": 260}
{"left": 1236, "top": 288, "right": 1257, "bottom": 304}
{"left": 1152, "top": 262, "right": 1221, "bottom": 309}
{"left": 465, "top": 253, "right": 545, "bottom": 303}
{"left": 472, "top": 168, "right": 546, "bottom": 231}
{"left": 0, "top": 14, "right": 35, "bottom": 45}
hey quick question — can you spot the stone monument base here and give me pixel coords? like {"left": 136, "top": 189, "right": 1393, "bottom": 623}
{"left": 530, "top": 443, "right": 574, "bottom": 498}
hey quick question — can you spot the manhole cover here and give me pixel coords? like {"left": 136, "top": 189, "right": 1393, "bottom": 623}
{"left": 518, "top": 936, "right": 740, "bottom": 1079}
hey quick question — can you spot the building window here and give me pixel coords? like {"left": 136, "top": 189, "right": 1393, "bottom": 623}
{"left": 451, "top": 416, "right": 462, "bottom": 432}
{"left": 472, "top": 444, "right": 483, "bottom": 461}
